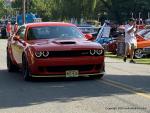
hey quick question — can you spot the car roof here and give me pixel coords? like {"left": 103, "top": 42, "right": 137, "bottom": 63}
{"left": 24, "top": 22, "right": 76, "bottom": 28}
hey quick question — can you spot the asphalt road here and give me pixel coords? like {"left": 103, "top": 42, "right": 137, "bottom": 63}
{"left": 0, "top": 39, "right": 150, "bottom": 113}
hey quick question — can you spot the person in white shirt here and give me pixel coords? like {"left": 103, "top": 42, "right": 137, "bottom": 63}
{"left": 124, "top": 18, "right": 137, "bottom": 63}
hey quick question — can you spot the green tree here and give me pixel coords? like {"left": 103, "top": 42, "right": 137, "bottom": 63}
{"left": 0, "top": 0, "right": 14, "bottom": 19}
{"left": 99, "top": 0, "right": 150, "bottom": 23}
{"left": 0, "top": 0, "right": 5, "bottom": 18}
{"left": 11, "top": 0, "right": 150, "bottom": 24}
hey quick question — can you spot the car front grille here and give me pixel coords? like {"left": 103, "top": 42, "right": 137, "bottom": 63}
{"left": 143, "top": 48, "right": 150, "bottom": 52}
{"left": 50, "top": 50, "right": 91, "bottom": 57}
{"left": 38, "top": 64, "right": 102, "bottom": 72}
{"left": 38, "top": 50, "right": 104, "bottom": 58}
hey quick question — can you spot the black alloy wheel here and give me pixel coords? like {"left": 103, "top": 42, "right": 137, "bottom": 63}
{"left": 134, "top": 49, "right": 144, "bottom": 59}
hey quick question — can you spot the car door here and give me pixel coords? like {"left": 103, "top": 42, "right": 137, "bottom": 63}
{"left": 11, "top": 26, "right": 26, "bottom": 65}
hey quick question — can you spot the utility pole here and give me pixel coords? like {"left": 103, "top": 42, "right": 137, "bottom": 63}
{"left": 139, "top": 12, "right": 141, "bottom": 24}
{"left": 131, "top": 12, "right": 134, "bottom": 18}
{"left": 23, "top": 0, "right": 26, "bottom": 24}
{"left": 97, "top": 13, "right": 101, "bottom": 22}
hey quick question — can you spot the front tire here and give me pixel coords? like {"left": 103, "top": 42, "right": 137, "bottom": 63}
{"left": 7, "top": 51, "right": 18, "bottom": 72}
{"left": 22, "top": 55, "right": 31, "bottom": 81}
{"left": 134, "top": 49, "right": 144, "bottom": 59}
{"left": 90, "top": 74, "right": 104, "bottom": 79}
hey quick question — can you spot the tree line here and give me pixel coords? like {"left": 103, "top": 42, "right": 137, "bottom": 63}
{"left": 1, "top": 0, "right": 150, "bottom": 24}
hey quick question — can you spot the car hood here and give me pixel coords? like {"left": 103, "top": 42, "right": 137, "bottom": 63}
{"left": 27, "top": 38, "right": 103, "bottom": 51}
{"left": 137, "top": 40, "right": 150, "bottom": 48}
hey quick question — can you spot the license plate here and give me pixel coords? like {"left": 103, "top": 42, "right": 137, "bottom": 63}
{"left": 66, "top": 70, "right": 79, "bottom": 78}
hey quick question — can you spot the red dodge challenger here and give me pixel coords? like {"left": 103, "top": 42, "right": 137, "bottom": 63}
{"left": 7, "top": 22, "right": 105, "bottom": 81}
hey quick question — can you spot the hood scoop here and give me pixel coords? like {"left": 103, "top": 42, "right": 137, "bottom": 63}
{"left": 60, "top": 41, "right": 76, "bottom": 44}
{"left": 52, "top": 40, "right": 76, "bottom": 45}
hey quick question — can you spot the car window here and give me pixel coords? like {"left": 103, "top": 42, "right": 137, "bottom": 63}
{"left": 27, "top": 26, "right": 84, "bottom": 40}
{"left": 137, "top": 29, "right": 147, "bottom": 36}
{"left": 16, "top": 26, "right": 26, "bottom": 39}
{"left": 144, "top": 32, "right": 150, "bottom": 40}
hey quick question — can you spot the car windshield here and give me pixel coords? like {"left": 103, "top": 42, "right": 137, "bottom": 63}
{"left": 137, "top": 30, "right": 146, "bottom": 35}
{"left": 137, "top": 29, "right": 149, "bottom": 36}
{"left": 143, "top": 31, "right": 150, "bottom": 40}
{"left": 27, "top": 26, "right": 84, "bottom": 40}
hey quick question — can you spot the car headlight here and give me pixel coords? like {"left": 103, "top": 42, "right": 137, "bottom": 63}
{"left": 42, "top": 51, "right": 49, "bottom": 57}
{"left": 90, "top": 50, "right": 103, "bottom": 55}
{"left": 90, "top": 50, "right": 96, "bottom": 55}
{"left": 35, "top": 51, "right": 43, "bottom": 58}
{"left": 35, "top": 51, "right": 49, "bottom": 58}
{"left": 96, "top": 49, "right": 103, "bottom": 55}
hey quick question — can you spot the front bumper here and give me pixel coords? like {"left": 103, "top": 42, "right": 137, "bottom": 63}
{"left": 31, "top": 72, "right": 105, "bottom": 78}
{"left": 28, "top": 56, "right": 105, "bottom": 77}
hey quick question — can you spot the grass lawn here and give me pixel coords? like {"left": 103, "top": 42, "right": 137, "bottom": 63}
{"left": 105, "top": 52, "right": 150, "bottom": 65}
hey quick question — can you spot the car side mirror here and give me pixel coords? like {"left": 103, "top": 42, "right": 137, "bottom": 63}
{"left": 84, "top": 33, "right": 94, "bottom": 40}
{"left": 13, "top": 35, "right": 20, "bottom": 41}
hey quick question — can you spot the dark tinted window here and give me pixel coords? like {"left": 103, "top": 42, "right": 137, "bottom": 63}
{"left": 27, "top": 26, "right": 84, "bottom": 40}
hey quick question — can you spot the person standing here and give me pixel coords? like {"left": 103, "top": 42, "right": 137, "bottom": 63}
{"left": 123, "top": 18, "right": 137, "bottom": 63}
{"left": 6, "top": 22, "right": 12, "bottom": 37}
{"left": 14, "top": 22, "right": 18, "bottom": 34}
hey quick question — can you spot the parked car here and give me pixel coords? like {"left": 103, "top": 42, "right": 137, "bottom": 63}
{"left": 78, "top": 25, "right": 100, "bottom": 34}
{"left": 1, "top": 25, "right": 7, "bottom": 38}
{"left": 96, "top": 37, "right": 112, "bottom": 44}
{"left": 136, "top": 29, "right": 150, "bottom": 42}
{"left": 106, "top": 38, "right": 117, "bottom": 54}
{"left": 7, "top": 22, "right": 105, "bottom": 81}
{"left": 0, "top": 20, "right": 7, "bottom": 38}
{"left": 93, "top": 23, "right": 122, "bottom": 54}
{"left": 135, "top": 30, "right": 150, "bottom": 58}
